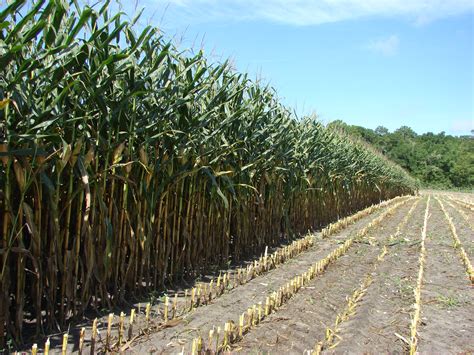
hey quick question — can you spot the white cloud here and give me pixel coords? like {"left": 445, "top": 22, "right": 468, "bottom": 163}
{"left": 367, "top": 35, "right": 400, "bottom": 56}
{"left": 143, "top": 0, "right": 474, "bottom": 26}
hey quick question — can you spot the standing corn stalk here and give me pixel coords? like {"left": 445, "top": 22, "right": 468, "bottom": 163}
{"left": 0, "top": 0, "right": 418, "bottom": 345}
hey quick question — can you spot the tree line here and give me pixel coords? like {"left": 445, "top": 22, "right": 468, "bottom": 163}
{"left": 328, "top": 121, "right": 474, "bottom": 189}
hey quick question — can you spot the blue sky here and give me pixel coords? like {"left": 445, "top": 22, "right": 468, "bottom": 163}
{"left": 123, "top": 0, "right": 473, "bottom": 136}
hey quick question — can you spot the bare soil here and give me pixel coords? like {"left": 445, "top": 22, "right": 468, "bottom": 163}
{"left": 443, "top": 200, "right": 474, "bottom": 256}
{"left": 228, "top": 194, "right": 474, "bottom": 355}
{"left": 327, "top": 198, "right": 425, "bottom": 354}
{"left": 416, "top": 198, "right": 474, "bottom": 354}
{"left": 233, "top": 198, "right": 418, "bottom": 354}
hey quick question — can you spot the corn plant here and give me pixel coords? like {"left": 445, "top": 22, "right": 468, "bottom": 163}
{"left": 0, "top": 0, "right": 417, "bottom": 345}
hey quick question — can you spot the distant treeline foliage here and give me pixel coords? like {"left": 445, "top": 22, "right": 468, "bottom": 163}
{"left": 328, "top": 121, "right": 474, "bottom": 189}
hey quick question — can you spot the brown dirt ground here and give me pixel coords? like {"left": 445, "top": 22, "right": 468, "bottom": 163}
{"left": 326, "top": 197, "right": 426, "bottom": 354}
{"left": 233, "top": 198, "right": 418, "bottom": 354}
{"left": 230, "top": 194, "right": 474, "bottom": 355}
{"left": 442, "top": 200, "right": 474, "bottom": 257}
{"left": 416, "top": 197, "right": 474, "bottom": 354}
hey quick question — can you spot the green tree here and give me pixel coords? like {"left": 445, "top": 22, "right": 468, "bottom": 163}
{"left": 331, "top": 121, "right": 474, "bottom": 189}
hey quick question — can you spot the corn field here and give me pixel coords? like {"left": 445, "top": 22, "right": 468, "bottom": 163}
{"left": 0, "top": 0, "right": 417, "bottom": 346}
